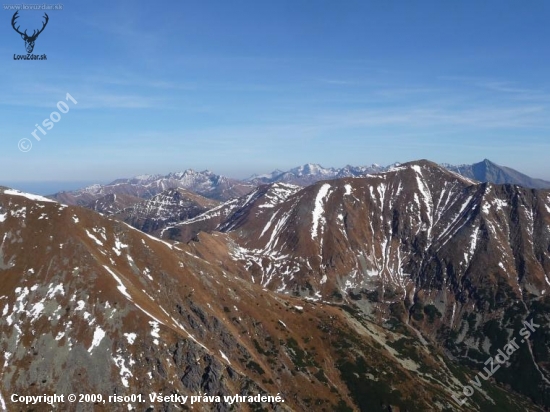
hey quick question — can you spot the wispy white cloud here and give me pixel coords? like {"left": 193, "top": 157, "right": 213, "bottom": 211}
{"left": 316, "top": 105, "right": 548, "bottom": 129}
{"left": 440, "top": 75, "right": 550, "bottom": 102}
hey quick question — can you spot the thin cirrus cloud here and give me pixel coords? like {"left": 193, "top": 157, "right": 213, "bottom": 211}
{"left": 439, "top": 75, "right": 550, "bottom": 101}
{"left": 330, "top": 106, "right": 547, "bottom": 129}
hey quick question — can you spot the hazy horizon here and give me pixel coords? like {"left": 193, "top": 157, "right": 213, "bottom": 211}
{"left": 5, "top": 157, "right": 550, "bottom": 196}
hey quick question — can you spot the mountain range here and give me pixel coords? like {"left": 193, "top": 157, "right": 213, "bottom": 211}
{"left": 50, "top": 169, "right": 256, "bottom": 205}
{"left": 45, "top": 159, "right": 550, "bottom": 241}
{"left": 247, "top": 163, "right": 390, "bottom": 186}
{"left": 4, "top": 182, "right": 538, "bottom": 411}
{"left": 250, "top": 159, "right": 550, "bottom": 189}
{"left": 1, "top": 159, "right": 550, "bottom": 411}
{"left": 48, "top": 159, "right": 550, "bottom": 210}
{"left": 150, "top": 160, "right": 550, "bottom": 409}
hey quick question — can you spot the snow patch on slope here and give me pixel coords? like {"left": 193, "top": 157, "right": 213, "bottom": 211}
{"left": 3, "top": 189, "right": 56, "bottom": 203}
{"left": 311, "top": 184, "right": 332, "bottom": 239}
{"left": 86, "top": 230, "right": 104, "bottom": 246}
{"left": 88, "top": 326, "right": 106, "bottom": 353}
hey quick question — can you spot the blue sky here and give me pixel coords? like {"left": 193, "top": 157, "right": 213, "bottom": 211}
{"left": 2, "top": 0, "right": 550, "bottom": 193}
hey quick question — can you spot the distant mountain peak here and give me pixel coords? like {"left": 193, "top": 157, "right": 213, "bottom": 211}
{"left": 290, "top": 163, "right": 331, "bottom": 176}
{"left": 133, "top": 174, "right": 162, "bottom": 181}
{"left": 445, "top": 159, "right": 550, "bottom": 189}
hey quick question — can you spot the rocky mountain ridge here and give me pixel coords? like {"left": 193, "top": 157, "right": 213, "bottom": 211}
{"left": 160, "top": 160, "right": 550, "bottom": 409}
{"left": 49, "top": 169, "right": 256, "bottom": 206}
{"left": 114, "top": 188, "right": 220, "bottom": 236}
{"left": 2, "top": 187, "right": 540, "bottom": 411}
{"left": 7, "top": 158, "right": 550, "bottom": 410}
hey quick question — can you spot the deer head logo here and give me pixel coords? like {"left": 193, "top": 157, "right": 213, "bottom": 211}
{"left": 11, "top": 11, "right": 49, "bottom": 54}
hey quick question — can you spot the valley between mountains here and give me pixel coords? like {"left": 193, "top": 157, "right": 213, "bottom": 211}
{"left": 1, "top": 160, "right": 550, "bottom": 411}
